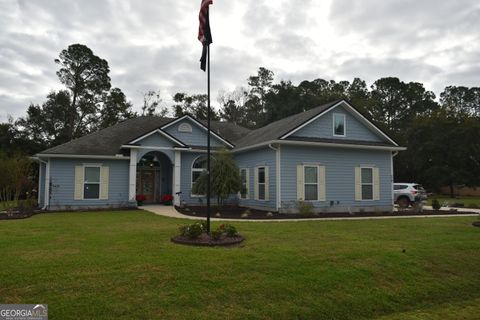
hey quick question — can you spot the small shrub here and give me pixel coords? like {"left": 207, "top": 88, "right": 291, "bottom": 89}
{"left": 467, "top": 203, "right": 479, "bottom": 209}
{"left": 215, "top": 212, "right": 221, "bottom": 217}
{"left": 211, "top": 229, "right": 223, "bottom": 240}
{"left": 451, "top": 202, "right": 464, "bottom": 208}
{"left": 179, "top": 222, "right": 205, "bottom": 239}
{"left": 223, "top": 224, "right": 238, "bottom": 237}
{"left": 266, "top": 211, "right": 273, "bottom": 217}
{"left": 431, "top": 199, "right": 441, "bottom": 210}
{"left": 297, "top": 200, "right": 314, "bottom": 216}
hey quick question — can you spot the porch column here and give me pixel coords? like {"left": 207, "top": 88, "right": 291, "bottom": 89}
{"left": 173, "top": 150, "right": 181, "bottom": 206}
{"left": 44, "top": 159, "right": 50, "bottom": 208}
{"left": 129, "top": 149, "right": 138, "bottom": 201}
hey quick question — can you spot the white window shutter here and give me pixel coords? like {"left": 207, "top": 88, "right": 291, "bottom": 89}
{"left": 318, "top": 166, "right": 326, "bottom": 201}
{"left": 296, "top": 165, "right": 304, "bottom": 200}
{"left": 355, "top": 167, "right": 362, "bottom": 201}
{"left": 245, "top": 168, "right": 250, "bottom": 199}
{"left": 100, "top": 166, "right": 109, "bottom": 200}
{"left": 264, "top": 166, "right": 269, "bottom": 201}
{"left": 373, "top": 167, "right": 380, "bottom": 200}
{"left": 74, "top": 165, "right": 84, "bottom": 200}
{"left": 254, "top": 167, "right": 258, "bottom": 200}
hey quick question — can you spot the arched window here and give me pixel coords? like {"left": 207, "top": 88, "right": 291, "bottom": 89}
{"left": 191, "top": 156, "right": 207, "bottom": 196}
{"left": 178, "top": 122, "right": 192, "bottom": 133}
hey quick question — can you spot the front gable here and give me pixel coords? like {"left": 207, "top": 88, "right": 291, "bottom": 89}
{"left": 283, "top": 101, "right": 396, "bottom": 145}
{"left": 162, "top": 116, "right": 233, "bottom": 148}
{"left": 128, "top": 129, "right": 185, "bottom": 148}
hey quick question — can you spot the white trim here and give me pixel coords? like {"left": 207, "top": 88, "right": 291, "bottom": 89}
{"left": 128, "top": 129, "right": 186, "bottom": 147}
{"left": 303, "top": 165, "right": 319, "bottom": 201}
{"left": 44, "top": 159, "right": 50, "bottom": 208}
{"left": 391, "top": 151, "right": 399, "bottom": 206}
{"left": 232, "top": 139, "right": 406, "bottom": 153}
{"left": 191, "top": 155, "right": 207, "bottom": 197}
{"left": 255, "top": 166, "right": 267, "bottom": 201}
{"left": 128, "top": 149, "right": 138, "bottom": 201}
{"left": 174, "top": 151, "right": 181, "bottom": 205}
{"left": 239, "top": 168, "right": 249, "bottom": 200}
{"left": 38, "top": 162, "right": 43, "bottom": 206}
{"left": 359, "top": 166, "right": 374, "bottom": 201}
{"left": 161, "top": 115, "right": 235, "bottom": 148}
{"left": 82, "top": 165, "right": 101, "bottom": 200}
{"left": 332, "top": 113, "right": 346, "bottom": 137}
{"left": 279, "top": 100, "right": 399, "bottom": 146}
{"left": 277, "top": 145, "right": 281, "bottom": 211}
{"left": 178, "top": 122, "right": 193, "bottom": 133}
{"left": 36, "top": 154, "right": 130, "bottom": 160}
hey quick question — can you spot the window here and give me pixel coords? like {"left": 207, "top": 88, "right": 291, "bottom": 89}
{"left": 191, "top": 156, "right": 207, "bottom": 196}
{"left": 304, "top": 166, "right": 318, "bottom": 201}
{"left": 257, "top": 167, "right": 266, "bottom": 200}
{"left": 361, "top": 168, "right": 373, "bottom": 200}
{"left": 240, "top": 168, "right": 249, "bottom": 199}
{"left": 178, "top": 122, "right": 192, "bottom": 133}
{"left": 333, "top": 113, "right": 346, "bottom": 136}
{"left": 84, "top": 166, "right": 100, "bottom": 199}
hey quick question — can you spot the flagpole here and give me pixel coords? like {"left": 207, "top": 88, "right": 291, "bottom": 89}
{"left": 206, "top": 43, "right": 211, "bottom": 234}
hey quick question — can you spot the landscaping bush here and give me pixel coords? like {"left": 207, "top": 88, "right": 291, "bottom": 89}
{"left": 431, "top": 199, "right": 441, "bottom": 210}
{"left": 220, "top": 224, "right": 238, "bottom": 237}
{"left": 241, "top": 209, "right": 251, "bottom": 218}
{"left": 451, "top": 202, "right": 465, "bottom": 208}
{"left": 211, "top": 229, "right": 223, "bottom": 240}
{"left": 297, "top": 200, "right": 314, "bottom": 215}
{"left": 467, "top": 203, "right": 479, "bottom": 209}
{"left": 179, "top": 222, "right": 205, "bottom": 239}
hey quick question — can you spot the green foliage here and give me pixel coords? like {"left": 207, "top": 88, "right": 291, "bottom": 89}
{"left": 179, "top": 222, "right": 205, "bottom": 239}
{"left": 172, "top": 92, "right": 219, "bottom": 120}
{"left": 192, "top": 150, "right": 242, "bottom": 206}
{"left": 431, "top": 199, "right": 441, "bottom": 210}
{"left": 241, "top": 209, "right": 251, "bottom": 218}
{"left": 211, "top": 229, "right": 223, "bottom": 240}
{"left": 222, "top": 224, "right": 238, "bottom": 237}
{"left": 297, "top": 200, "right": 314, "bottom": 216}
{"left": 0, "top": 153, "right": 33, "bottom": 204}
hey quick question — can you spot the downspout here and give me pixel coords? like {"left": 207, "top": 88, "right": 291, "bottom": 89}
{"left": 391, "top": 151, "right": 399, "bottom": 208}
{"left": 268, "top": 143, "right": 281, "bottom": 212}
{"left": 37, "top": 158, "right": 49, "bottom": 210}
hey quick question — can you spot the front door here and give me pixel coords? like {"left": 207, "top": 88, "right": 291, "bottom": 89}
{"left": 137, "top": 169, "right": 162, "bottom": 203}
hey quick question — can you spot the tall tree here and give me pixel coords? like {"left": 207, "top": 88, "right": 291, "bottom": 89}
{"left": 97, "top": 88, "right": 135, "bottom": 129}
{"left": 217, "top": 88, "right": 248, "bottom": 125}
{"left": 142, "top": 90, "right": 168, "bottom": 117}
{"left": 244, "top": 67, "right": 274, "bottom": 128}
{"left": 172, "top": 93, "right": 218, "bottom": 120}
{"left": 440, "top": 85, "right": 480, "bottom": 116}
{"left": 55, "top": 44, "right": 111, "bottom": 140}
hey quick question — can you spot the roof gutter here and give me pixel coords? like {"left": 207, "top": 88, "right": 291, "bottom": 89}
{"left": 232, "top": 140, "right": 406, "bottom": 153}
{"left": 35, "top": 154, "right": 130, "bottom": 160}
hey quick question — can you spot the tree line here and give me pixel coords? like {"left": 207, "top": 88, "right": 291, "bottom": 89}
{"left": 1, "top": 44, "right": 479, "bottom": 195}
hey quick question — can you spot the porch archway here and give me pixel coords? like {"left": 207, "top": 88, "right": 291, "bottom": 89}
{"left": 136, "top": 151, "right": 173, "bottom": 204}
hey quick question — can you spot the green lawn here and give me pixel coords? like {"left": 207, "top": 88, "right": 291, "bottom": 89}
{"left": 1, "top": 211, "right": 479, "bottom": 319}
{"left": 427, "top": 195, "right": 480, "bottom": 208}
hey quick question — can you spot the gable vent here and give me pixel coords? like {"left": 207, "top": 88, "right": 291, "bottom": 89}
{"left": 178, "top": 123, "right": 192, "bottom": 133}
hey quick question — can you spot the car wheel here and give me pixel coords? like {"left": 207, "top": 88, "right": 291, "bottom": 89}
{"left": 397, "top": 197, "right": 410, "bottom": 208}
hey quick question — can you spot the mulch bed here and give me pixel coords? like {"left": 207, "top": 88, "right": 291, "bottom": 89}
{"left": 171, "top": 233, "right": 245, "bottom": 247}
{"left": 0, "top": 211, "right": 38, "bottom": 220}
{"left": 176, "top": 205, "right": 478, "bottom": 220}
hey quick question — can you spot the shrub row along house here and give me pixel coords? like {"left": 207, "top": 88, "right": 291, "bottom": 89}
{"left": 33, "top": 100, "right": 405, "bottom": 213}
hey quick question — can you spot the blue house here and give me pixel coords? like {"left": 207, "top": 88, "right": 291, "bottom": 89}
{"left": 34, "top": 100, "right": 405, "bottom": 213}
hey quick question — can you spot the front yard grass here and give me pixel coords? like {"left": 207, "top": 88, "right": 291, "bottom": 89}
{"left": 0, "top": 211, "right": 479, "bottom": 319}
{"left": 427, "top": 195, "right": 480, "bottom": 208}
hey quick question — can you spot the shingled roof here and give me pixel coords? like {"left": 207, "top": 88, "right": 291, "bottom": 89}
{"left": 39, "top": 100, "right": 399, "bottom": 156}
{"left": 40, "top": 116, "right": 252, "bottom": 156}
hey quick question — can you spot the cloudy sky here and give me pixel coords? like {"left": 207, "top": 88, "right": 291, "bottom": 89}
{"left": 1, "top": 0, "right": 479, "bottom": 122}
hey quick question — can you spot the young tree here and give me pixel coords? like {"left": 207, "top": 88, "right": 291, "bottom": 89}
{"left": 192, "top": 150, "right": 242, "bottom": 206}
{"left": 172, "top": 93, "right": 218, "bottom": 120}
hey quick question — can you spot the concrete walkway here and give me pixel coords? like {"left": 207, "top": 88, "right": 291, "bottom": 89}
{"left": 140, "top": 205, "right": 479, "bottom": 222}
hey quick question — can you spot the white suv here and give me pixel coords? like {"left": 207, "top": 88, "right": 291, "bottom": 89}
{"left": 394, "top": 183, "right": 427, "bottom": 208}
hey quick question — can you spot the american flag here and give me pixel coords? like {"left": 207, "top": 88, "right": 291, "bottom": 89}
{"left": 198, "top": 0, "right": 213, "bottom": 71}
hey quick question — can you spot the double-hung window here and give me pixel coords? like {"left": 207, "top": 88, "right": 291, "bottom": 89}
{"left": 257, "top": 167, "right": 266, "bottom": 200}
{"left": 304, "top": 166, "right": 319, "bottom": 201}
{"left": 361, "top": 167, "right": 373, "bottom": 200}
{"left": 191, "top": 156, "right": 207, "bottom": 196}
{"left": 333, "top": 113, "right": 346, "bottom": 136}
{"left": 240, "top": 168, "right": 249, "bottom": 199}
{"left": 84, "top": 166, "right": 100, "bottom": 199}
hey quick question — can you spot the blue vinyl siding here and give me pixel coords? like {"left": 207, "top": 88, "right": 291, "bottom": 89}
{"left": 48, "top": 158, "right": 130, "bottom": 209}
{"left": 164, "top": 118, "right": 225, "bottom": 147}
{"left": 291, "top": 105, "right": 383, "bottom": 142}
{"left": 280, "top": 145, "right": 393, "bottom": 212}
{"left": 180, "top": 151, "right": 209, "bottom": 205}
{"left": 234, "top": 148, "right": 276, "bottom": 211}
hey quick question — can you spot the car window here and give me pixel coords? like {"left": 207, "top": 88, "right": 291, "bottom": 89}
{"left": 394, "top": 185, "right": 407, "bottom": 190}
